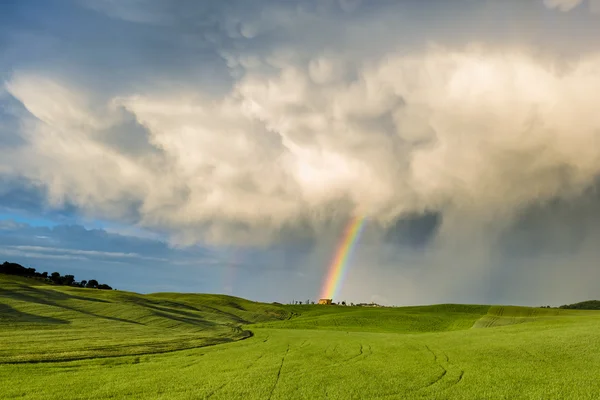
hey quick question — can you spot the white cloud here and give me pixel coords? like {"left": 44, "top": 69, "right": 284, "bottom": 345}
{"left": 6, "top": 46, "right": 600, "bottom": 246}
{"left": 0, "top": 244, "right": 214, "bottom": 266}
{"left": 8, "top": 245, "right": 167, "bottom": 261}
{"left": 544, "top": 0, "right": 600, "bottom": 13}
{"left": 0, "top": 247, "right": 87, "bottom": 261}
{"left": 544, "top": 0, "right": 583, "bottom": 11}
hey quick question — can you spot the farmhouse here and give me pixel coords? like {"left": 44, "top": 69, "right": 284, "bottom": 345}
{"left": 356, "top": 302, "right": 382, "bottom": 307}
{"left": 318, "top": 298, "right": 332, "bottom": 305}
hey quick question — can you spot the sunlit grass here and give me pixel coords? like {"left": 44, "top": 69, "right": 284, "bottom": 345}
{"left": 2, "top": 274, "right": 600, "bottom": 399}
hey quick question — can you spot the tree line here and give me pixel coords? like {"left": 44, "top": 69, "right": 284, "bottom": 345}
{"left": 0, "top": 261, "right": 113, "bottom": 290}
{"left": 558, "top": 300, "right": 600, "bottom": 310}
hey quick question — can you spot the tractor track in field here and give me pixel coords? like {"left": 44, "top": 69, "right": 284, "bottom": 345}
{"left": 373, "top": 344, "right": 463, "bottom": 400}
{"left": 246, "top": 353, "right": 264, "bottom": 369}
{"left": 329, "top": 343, "right": 372, "bottom": 368}
{"left": 423, "top": 345, "right": 448, "bottom": 387}
{"left": 293, "top": 342, "right": 372, "bottom": 382}
{"left": 204, "top": 337, "right": 271, "bottom": 397}
{"left": 268, "top": 344, "right": 290, "bottom": 400}
{"left": 342, "top": 343, "right": 364, "bottom": 362}
{"left": 0, "top": 330, "right": 257, "bottom": 365}
{"left": 421, "top": 344, "right": 464, "bottom": 391}
{"left": 324, "top": 343, "right": 340, "bottom": 361}
{"left": 205, "top": 383, "right": 227, "bottom": 399}
{"left": 0, "top": 345, "right": 214, "bottom": 365}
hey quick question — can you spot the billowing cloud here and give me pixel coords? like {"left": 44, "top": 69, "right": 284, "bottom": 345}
{"left": 544, "top": 0, "right": 600, "bottom": 13}
{"left": 544, "top": 0, "right": 583, "bottom": 11}
{"left": 6, "top": 47, "right": 600, "bottom": 247}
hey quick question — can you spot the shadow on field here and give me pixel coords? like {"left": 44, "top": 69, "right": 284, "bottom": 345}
{"left": 8, "top": 283, "right": 111, "bottom": 303}
{"left": 135, "top": 301, "right": 218, "bottom": 326}
{"left": 150, "top": 310, "right": 218, "bottom": 328}
{"left": 0, "top": 286, "right": 144, "bottom": 325}
{"left": 124, "top": 296, "right": 202, "bottom": 311}
{"left": 129, "top": 297, "right": 250, "bottom": 325}
{"left": 201, "top": 304, "right": 249, "bottom": 324}
{"left": 0, "top": 303, "right": 68, "bottom": 324}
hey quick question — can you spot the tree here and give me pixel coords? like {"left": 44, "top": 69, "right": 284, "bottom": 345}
{"left": 97, "top": 284, "right": 113, "bottom": 290}
{"left": 0, "top": 262, "right": 37, "bottom": 277}
{"left": 86, "top": 279, "right": 99, "bottom": 289}
{"left": 50, "top": 272, "right": 61, "bottom": 284}
{"left": 63, "top": 275, "right": 75, "bottom": 286}
{"left": 341, "top": 301, "right": 346, "bottom": 306}
{"left": 1, "top": 261, "right": 114, "bottom": 290}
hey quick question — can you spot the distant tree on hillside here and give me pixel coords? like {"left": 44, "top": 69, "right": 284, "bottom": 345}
{"left": 63, "top": 275, "right": 75, "bottom": 286}
{"left": 1, "top": 261, "right": 114, "bottom": 291}
{"left": 50, "top": 272, "right": 61, "bottom": 284}
{"left": 341, "top": 301, "right": 346, "bottom": 306}
{"left": 97, "top": 284, "right": 113, "bottom": 290}
{"left": 0, "top": 262, "right": 41, "bottom": 277}
{"left": 559, "top": 300, "right": 600, "bottom": 310}
{"left": 86, "top": 279, "right": 99, "bottom": 289}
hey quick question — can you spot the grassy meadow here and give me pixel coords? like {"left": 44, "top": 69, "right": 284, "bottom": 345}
{"left": 2, "top": 274, "right": 600, "bottom": 399}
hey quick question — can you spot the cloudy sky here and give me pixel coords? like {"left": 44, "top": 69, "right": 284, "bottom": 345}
{"left": 1, "top": 0, "right": 600, "bottom": 306}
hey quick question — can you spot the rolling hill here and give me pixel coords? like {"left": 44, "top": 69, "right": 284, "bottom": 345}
{"left": 2, "top": 274, "right": 600, "bottom": 399}
{"left": 0, "top": 274, "right": 287, "bottom": 363}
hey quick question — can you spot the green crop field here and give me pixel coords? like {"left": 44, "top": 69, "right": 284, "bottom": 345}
{"left": 1, "top": 274, "right": 600, "bottom": 399}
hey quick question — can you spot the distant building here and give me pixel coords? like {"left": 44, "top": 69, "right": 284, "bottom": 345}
{"left": 356, "top": 302, "right": 382, "bottom": 307}
{"left": 318, "top": 298, "right": 332, "bottom": 305}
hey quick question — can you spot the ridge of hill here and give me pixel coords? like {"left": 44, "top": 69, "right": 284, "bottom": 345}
{"left": 252, "top": 303, "right": 492, "bottom": 333}
{"left": 0, "top": 274, "right": 288, "bottom": 363}
{"left": 559, "top": 300, "right": 600, "bottom": 310}
{"left": 0, "top": 261, "right": 113, "bottom": 290}
{"left": 471, "top": 305, "right": 590, "bottom": 328}
{"left": 2, "top": 274, "right": 599, "bottom": 365}
{"left": 3, "top": 275, "right": 600, "bottom": 399}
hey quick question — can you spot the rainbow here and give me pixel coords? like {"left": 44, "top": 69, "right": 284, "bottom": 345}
{"left": 320, "top": 215, "right": 367, "bottom": 300}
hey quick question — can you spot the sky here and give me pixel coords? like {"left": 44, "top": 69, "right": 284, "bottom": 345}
{"left": 2, "top": 0, "right": 600, "bottom": 306}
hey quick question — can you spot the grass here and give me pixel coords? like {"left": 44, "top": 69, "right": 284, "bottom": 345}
{"left": 0, "top": 275, "right": 287, "bottom": 363}
{"left": 252, "top": 303, "right": 491, "bottom": 333}
{"left": 2, "top": 275, "right": 600, "bottom": 399}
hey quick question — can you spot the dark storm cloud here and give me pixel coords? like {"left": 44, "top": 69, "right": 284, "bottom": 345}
{"left": 384, "top": 212, "right": 441, "bottom": 249}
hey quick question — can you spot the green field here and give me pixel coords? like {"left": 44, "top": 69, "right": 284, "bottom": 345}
{"left": 1, "top": 274, "right": 600, "bottom": 399}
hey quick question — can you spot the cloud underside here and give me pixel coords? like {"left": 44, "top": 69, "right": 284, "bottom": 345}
{"left": 544, "top": 0, "right": 600, "bottom": 12}
{"left": 4, "top": 46, "right": 600, "bottom": 246}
